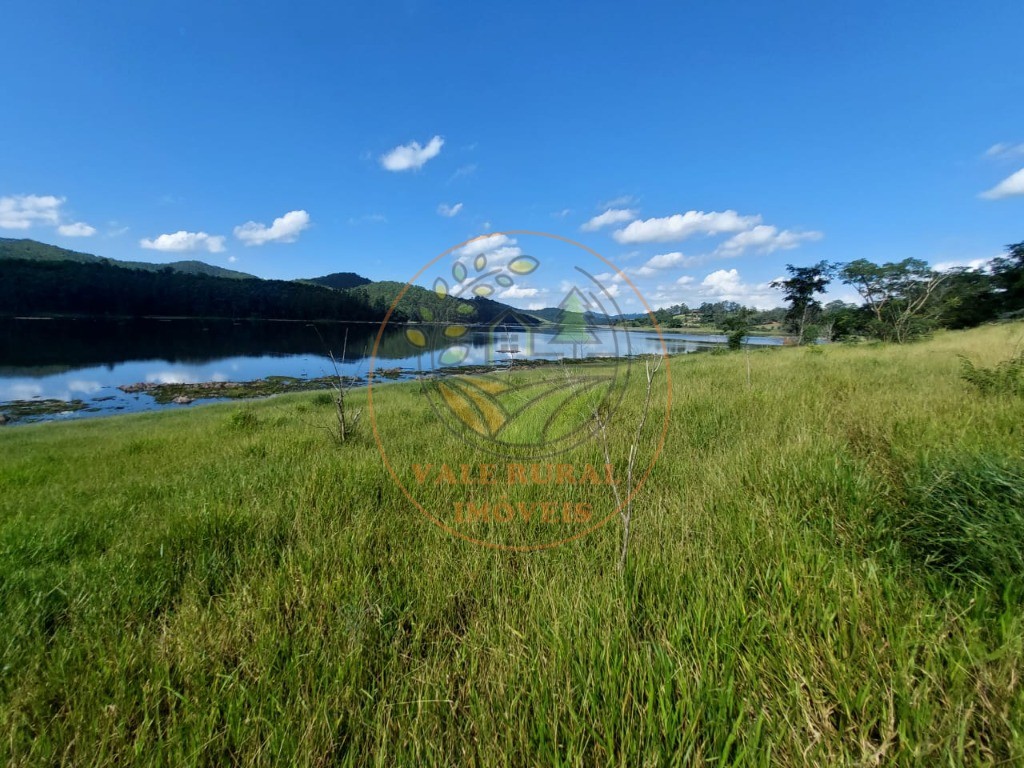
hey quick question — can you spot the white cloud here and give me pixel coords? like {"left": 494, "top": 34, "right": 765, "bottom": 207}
{"left": 676, "top": 275, "right": 695, "bottom": 286}
{"left": 551, "top": 208, "right": 572, "bottom": 218}
{"left": 234, "top": 209, "right": 310, "bottom": 246}
{"left": 437, "top": 202, "right": 463, "bottom": 217}
{"left": 380, "top": 135, "right": 444, "bottom": 171}
{"left": 932, "top": 256, "right": 995, "bottom": 272}
{"left": 498, "top": 285, "right": 545, "bottom": 299}
{"left": 699, "top": 268, "right": 777, "bottom": 309}
{"left": 613, "top": 210, "right": 761, "bottom": 244}
{"left": 581, "top": 208, "right": 637, "bottom": 232}
{"left": 140, "top": 230, "right": 227, "bottom": 253}
{"left": 600, "top": 195, "right": 636, "bottom": 209}
{"left": 458, "top": 233, "right": 514, "bottom": 258}
{"left": 57, "top": 221, "right": 97, "bottom": 237}
{"left": 715, "top": 225, "right": 823, "bottom": 257}
{"left": 985, "top": 143, "right": 1024, "bottom": 159}
{"left": 980, "top": 168, "right": 1024, "bottom": 200}
{"left": 644, "top": 251, "right": 698, "bottom": 270}
{"left": 0, "top": 194, "right": 64, "bottom": 229}
{"left": 227, "top": 255, "right": 238, "bottom": 264}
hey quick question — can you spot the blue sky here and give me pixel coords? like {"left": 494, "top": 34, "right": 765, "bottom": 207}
{"left": 1, "top": 1, "right": 1022, "bottom": 310}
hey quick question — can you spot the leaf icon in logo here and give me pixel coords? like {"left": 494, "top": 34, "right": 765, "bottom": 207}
{"left": 439, "top": 345, "right": 469, "bottom": 365}
{"left": 496, "top": 275, "right": 514, "bottom": 287}
{"left": 457, "top": 303, "right": 476, "bottom": 316}
{"left": 473, "top": 284, "right": 494, "bottom": 297}
{"left": 452, "top": 262, "right": 467, "bottom": 283}
{"left": 508, "top": 256, "right": 539, "bottom": 275}
{"left": 419, "top": 306, "right": 434, "bottom": 322}
{"left": 434, "top": 278, "right": 448, "bottom": 298}
{"left": 405, "top": 328, "right": 427, "bottom": 348}
{"left": 474, "top": 254, "right": 487, "bottom": 271}
{"left": 444, "top": 325, "right": 468, "bottom": 338}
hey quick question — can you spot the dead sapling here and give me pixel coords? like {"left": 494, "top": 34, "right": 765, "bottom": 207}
{"left": 563, "top": 354, "right": 665, "bottom": 571}
{"left": 312, "top": 325, "right": 362, "bottom": 444}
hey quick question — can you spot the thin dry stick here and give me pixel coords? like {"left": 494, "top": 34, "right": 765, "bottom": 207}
{"left": 568, "top": 355, "right": 663, "bottom": 571}
{"left": 326, "top": 328, "right": 360, "bottom": 443}
{"left": 619, "top": 355, "right": 663, "bottom": 570}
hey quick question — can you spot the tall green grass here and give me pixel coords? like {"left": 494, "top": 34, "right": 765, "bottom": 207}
{"left": 1, "top": 322, "right": 1023, "bottom": 765}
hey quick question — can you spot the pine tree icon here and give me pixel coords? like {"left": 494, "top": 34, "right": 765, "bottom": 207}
{"left": 549, "top": 287, "right": 600, "bottom": 359}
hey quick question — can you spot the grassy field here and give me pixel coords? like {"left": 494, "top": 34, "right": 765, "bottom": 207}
{"left": 2, "top": 323, "right": 1024, "bottom": 765}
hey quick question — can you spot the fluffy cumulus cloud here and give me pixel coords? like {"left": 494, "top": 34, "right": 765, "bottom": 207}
{"left": 613, "top": 210, "right": 761, "bottom": 244}
{"left": 715, "top": 225, "right": 823, "bottom": 258}
{"left": 980, "top": 168, "right": 1024, "bottom": 200}
{"left": 932, "top": 256, "right": 995, "bottom": 272}
{"left": 580, "top": 208, "right": 637, "bottom": 232}
{"left": 57, "top": 222, "right": 97, "bottom": 237}
{"left": 0, "top": 194, "right": 64, "bottom": 229}
{"left": 458, "top": 233, "right": 515, "bottom": 259}
{"left": 140, "top": 230, "right": 227, "bottom": 253}
{"left": 699, "top": 269, "right": 777, "bottom": 309}
{"left": 644, "top": 251, "right": 698, "bottom": 270}
{"left": 0, "top": 194, "right": 97, "bottom": 236}
{"left": 234, "top": 210, "right": 310, "bottom": 246}
{"left": 380, "top": 135, "right": 444, "bottom": 171}
{"left": 437, "top": 202, "right": 463, "bottom": 217}
{"left": 498, "top": 285, "right": 545, "bottom": 299}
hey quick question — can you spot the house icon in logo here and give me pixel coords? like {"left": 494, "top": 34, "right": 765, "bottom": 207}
{"left": 486, "top": 310, "right": 536, "bottom": 365}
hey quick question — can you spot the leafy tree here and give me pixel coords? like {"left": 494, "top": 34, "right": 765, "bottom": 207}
{"left": 991, "top": 241, "right": 1024, "bottom": 316}
{"left": 838, "top": 258, "right": 947, "bottom": 342}
{"left": 718, "top": 307, "right": 754, "bottom": 350}
{"left": 820, "top": 300, "right": 870, "bottom": 340}
{"left": 770, "top": 261, "right": 832, "bottom": 344}
{"left": 934, "top": 267, "right": 1000, "bottom": 329}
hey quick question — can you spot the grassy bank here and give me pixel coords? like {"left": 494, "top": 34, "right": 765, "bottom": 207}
{"left": 2, "top": 323, "right": 1023, "bottom": 765}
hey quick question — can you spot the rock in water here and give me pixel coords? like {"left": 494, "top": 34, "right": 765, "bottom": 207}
{"left": 171, "top": 396, "right": 194, "bottom": 405}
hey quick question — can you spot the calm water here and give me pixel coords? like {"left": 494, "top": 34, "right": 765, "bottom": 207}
{"left": 0, "top": 318, "right": 782, "bottom": 423}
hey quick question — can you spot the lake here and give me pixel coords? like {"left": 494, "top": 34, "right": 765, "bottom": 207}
{"left": 0, "top": 318, "right": 783, "bottom": 423}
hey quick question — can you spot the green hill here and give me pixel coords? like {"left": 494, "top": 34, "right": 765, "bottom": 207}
{"left": 345, "top": 281, "right": 544, "bottom": 326}
{"left": 302, "top": 272, "right": 372, "bottom": 290}
{"left": 0, "top": 238, "right": 257, "bottom": 280}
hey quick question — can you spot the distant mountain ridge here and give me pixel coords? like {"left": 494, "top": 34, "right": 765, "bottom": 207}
{"left": 0, "top": 238, "right": 628, "bottom": 324}
{"left": 0, "top": 238, "right": 258, "bottom": 280}
{"left": 302, "top": 272, "right": 373, "bottom": 290}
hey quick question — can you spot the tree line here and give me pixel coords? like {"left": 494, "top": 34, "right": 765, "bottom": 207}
{"left": 619, "top": 241, "right": 1023, "bottom": 345}
{"left": 771, "top": 241, "right": 1023, "bottom": 343}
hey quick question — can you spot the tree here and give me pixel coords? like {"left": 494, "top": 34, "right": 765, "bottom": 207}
{"left": 718, "top": 307, "right": 754, "bottom": 350}
{"left": 770, "top": 261, "right": 832, "bottom": 344}
{"left": 838, "top": 258, "right": 947, "bottom": 343}
{"left": 991, "top": 241, "right": 1024, "bottom": 316}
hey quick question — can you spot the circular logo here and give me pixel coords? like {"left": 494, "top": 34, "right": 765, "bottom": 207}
{"left": 369, "top": 231, "right": 671, "bottom": 550}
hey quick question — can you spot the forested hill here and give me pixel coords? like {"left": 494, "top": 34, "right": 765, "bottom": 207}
{"left": 0, "top": 239, "right": 545, "bottom": 324}
{"left": 0, "top": 237, "right": 258, "bottom": 280}
{"left": 1, "top": 259, "right": 387, "bottom": 321}
{"left": 302, "top": 272, "right": 373, "bottom": 290}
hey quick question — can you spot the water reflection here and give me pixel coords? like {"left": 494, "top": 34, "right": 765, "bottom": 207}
{"left": 0, "top": 318, "right": 781, "bottom": 422}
